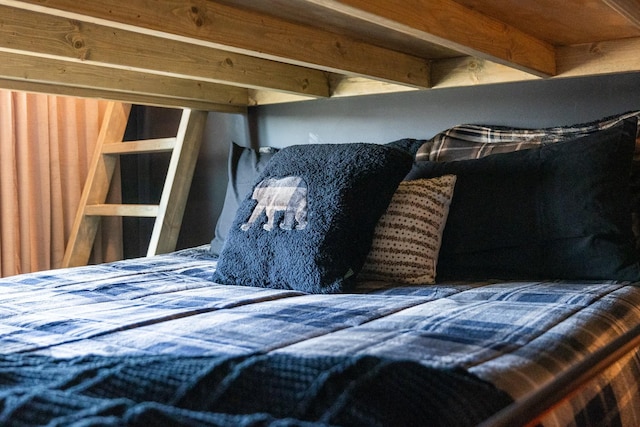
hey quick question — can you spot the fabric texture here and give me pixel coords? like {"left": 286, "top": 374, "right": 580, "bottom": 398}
{"left": 209, "top": 142, "right": 278, "bottom": 257}
{"left": 0, "top": 90, "right": 119, "bottom": 277}
{"left": 1, "top": 245, "right": 640, "bottom": 425}
{"left": 417, "top": 111, "right": 640, "bottom": 252}
{"left": 0, "top": 352, "right": 512, "bottom": 427}
{"left": 359, "top": 175, "right": 457, "bottom": 285}
{"left": 407, "top": 119, "right": 640, "bottom": 281}
{"left": 212, "top": 143, "right": 413, "bottom": 293}
{"left": 416, "top": 110, "right": 640, "bottom": 162}
{"left": 385, "top": 138, "right": 426, "bottom": 156}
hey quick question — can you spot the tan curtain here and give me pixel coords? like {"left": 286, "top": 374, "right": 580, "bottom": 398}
{"left": 0, "top": 90, "right": 122, "bottom": 277}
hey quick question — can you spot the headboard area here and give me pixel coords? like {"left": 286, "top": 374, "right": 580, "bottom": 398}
{"left": 2, "top": 0, "right": 640, "bottom": 110}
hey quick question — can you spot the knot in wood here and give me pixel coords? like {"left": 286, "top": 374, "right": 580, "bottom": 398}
{"left": 467, "top": 60, "right": 480, "bottom": 71}
{"left": 189, "top": 5, "right": 204, "bottom": 27}
{"left": 589, "top": 43, "right": 602, "bottom": 55}
{"left": 66, "top": 29, "right": 89, "bottom": 60}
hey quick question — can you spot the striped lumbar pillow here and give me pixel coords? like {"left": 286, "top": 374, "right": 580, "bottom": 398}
{"left": 359, "top": 175, "right": 457, "bottom": 285}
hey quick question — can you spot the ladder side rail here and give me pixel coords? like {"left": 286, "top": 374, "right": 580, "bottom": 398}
{"left": 62, "top": 102, "right": 132, "bottom": 268}
{"left": 147, "top": 109, "right": 208, "bottom": 256}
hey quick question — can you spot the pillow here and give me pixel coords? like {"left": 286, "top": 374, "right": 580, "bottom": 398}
{"left": 385, "top": 138, "right": 427, "bottom": 156}
{"left": 209, "top": 142, "right": 278, "bottom": 257}
{"left": 212, "top": 143, "right": 414, "bottom": 293}
{"left": 407, "top": 118, "right": 640, "bottom": 281}
{"left": 416, "top": 111, "right": 640, "bottom": 162}
{"left": 417, "top": 111, "right": 640, "bottom": 254}
{"left": 358, "top": 175, "right": 457, "bottom": 285}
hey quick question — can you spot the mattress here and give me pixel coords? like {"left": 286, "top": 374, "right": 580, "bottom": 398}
{"left": 1, "top": 246, "right": 639, "bottom": 426}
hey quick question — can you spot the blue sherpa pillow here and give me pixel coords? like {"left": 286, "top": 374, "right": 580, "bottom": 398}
{"left": 212, "top": 143, "right": 413, "bottom": 293}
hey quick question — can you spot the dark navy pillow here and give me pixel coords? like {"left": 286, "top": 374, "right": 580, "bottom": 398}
{"left": 407, "top": 118, "right": 640, "bottom": 281}
{"left": 386, "top": 138, "right": 427, "bottom": 156}
{"left": 212, "top": 143, "right": 413, "bottom": 293}
{"left": 209, "top": 142, "right": 278, "bottom": 257}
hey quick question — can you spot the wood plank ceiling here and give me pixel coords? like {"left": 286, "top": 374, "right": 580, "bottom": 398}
{"left": 1, "top": 0, "right": 639, "bottom": 111}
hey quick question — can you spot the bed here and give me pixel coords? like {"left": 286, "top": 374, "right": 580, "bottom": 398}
{"left": 2, "top": 2, "right": 640, "bottom": 426}
{"left": 2, "top": 246, "right": 639, "bottom": 426}
{"left": 3, "top": 112, "right": 640, "bottom": 426}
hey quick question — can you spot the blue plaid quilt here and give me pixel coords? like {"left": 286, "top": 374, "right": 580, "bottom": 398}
{"left": 1, "top": 246, "right": 640, "bottom": 426}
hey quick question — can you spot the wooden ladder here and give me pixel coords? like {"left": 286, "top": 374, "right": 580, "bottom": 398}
{"left": 62, "top": 102, "right": 208, "bottom": 268}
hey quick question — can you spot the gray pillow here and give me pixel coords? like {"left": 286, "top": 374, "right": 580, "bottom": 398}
{"left": 209, "top": 142, "right": 278, "bottom": 257}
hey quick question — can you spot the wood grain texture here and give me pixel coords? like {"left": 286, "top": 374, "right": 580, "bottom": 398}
{"left": 431, "top": 57, "right": 539, "bottom": 88}
{"left": 0, "top": 78, "right": 246, "bottom": 112}
{"left": 102, "top": 138, "right": 176, "bottom": 155}
{"left": 558, "top": 37, "right": 640, "bottom": 77}
{"left": 0, "top": 4, "right": 328, "bottom": 98}
{"left": 0, "top": 51, "right": 248, "bottom": 107}
{"left": 84, "top": 204, "right": 160, "bottom": 217}
{"left": 302, "top": 0, "right": 556, "bottom": 77}
{"left": 456, "top": 0, "right": 640, "bottom": 45}
{"left": 147, "top": 108, "right": 208, "bottom": 255}
{"left": 0, "top": 0, "right": 639, "bottom": 104}
{"left": 62, "top": 102, "right": 131, "bottom": 268}
{"left": 601, "top": 0, "right": 640, "bottom": 30}
{"left": 11, "top": 0, "right": 430, "bottom": 87}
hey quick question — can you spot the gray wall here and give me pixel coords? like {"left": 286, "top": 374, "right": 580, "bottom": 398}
{"left": 122, "top": 108, "right": 251, "bottom": 255}
{"left": 176, "top": 72, "right": 640, "bottom": 250}
{"left": 250, "top": 73, "right": 640, "bottom": 147}
{"left": 176, "top": 111, "right": 251, "bottom": 250}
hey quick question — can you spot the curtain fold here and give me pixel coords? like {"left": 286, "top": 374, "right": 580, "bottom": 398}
{"left": 0, "top": 90, "right": 122, "bottom": 277}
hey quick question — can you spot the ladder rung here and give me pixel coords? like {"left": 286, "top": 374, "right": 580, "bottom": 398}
{"left": 85, "top": 204, "right": 159, "bottom": 217}
{"left": 102, "top": 137, "right": 176, "bottom": 155}
{"left": 63, "top": 104, "right": 206, "bottom": 268}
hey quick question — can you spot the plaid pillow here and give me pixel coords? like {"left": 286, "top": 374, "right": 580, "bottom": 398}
{"left": 417, "top": 111, "right": 640, "bottom": 162}
{"left": 408, "top": 119, "right": 640, "bottom": 281}
{"left": 417, "top": 111, "right": 640, "bottom": 253}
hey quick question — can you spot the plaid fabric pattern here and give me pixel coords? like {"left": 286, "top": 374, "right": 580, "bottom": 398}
{"left": 416, "top": 110, "right": 640, "bottom": 162}
{"left": 416, "top": 110, "right": 640, "bottom": 255}
{"left": 1, "top": 246, "right": 639, "bottom": 425}
{"left": 240, "top": 175, "right": 308, "bottom": 232}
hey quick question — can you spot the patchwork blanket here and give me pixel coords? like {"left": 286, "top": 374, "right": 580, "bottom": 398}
{"left": 0, "top": 352, "right": 512, "bottom": 427}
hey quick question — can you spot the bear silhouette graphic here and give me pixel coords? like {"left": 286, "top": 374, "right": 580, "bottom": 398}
{"left": 241, "top": 176, "right": 308, "bottom": 231}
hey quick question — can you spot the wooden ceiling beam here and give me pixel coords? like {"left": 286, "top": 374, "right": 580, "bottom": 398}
{"left": 0, "top": 51, "right": 248, "bottom": 110}
{"left": 603, "top": 0, "right": 640, "bottom": 29}
{"left": 0, "top": 4, "right": 330, "bottom": 98}
{"left": 301, "top": 0, "right": 556, "bottom": 77}
{"left": 557, "top": 36, "right": 640, "bottom": 77}
{"left": 7, "top": 0, "right": 431, "bottom": 88}
{"left": 0, "top": 78, "right": 246, "bottom": 112}
{"left": 430, "top": 57, "right": 539, "bottom": 89}
{"left": 429, "top": 36, "right": 640, "bottom": 90}
{"left": 250, "top": 75, "right": 418, "bottom": 106}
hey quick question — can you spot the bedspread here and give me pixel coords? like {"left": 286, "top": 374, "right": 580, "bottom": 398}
{"left": 1, "top": 246, "right": 640, "bottom": 426}
{"left": 0, "top": 352, "right": 511, "bottom": 426}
